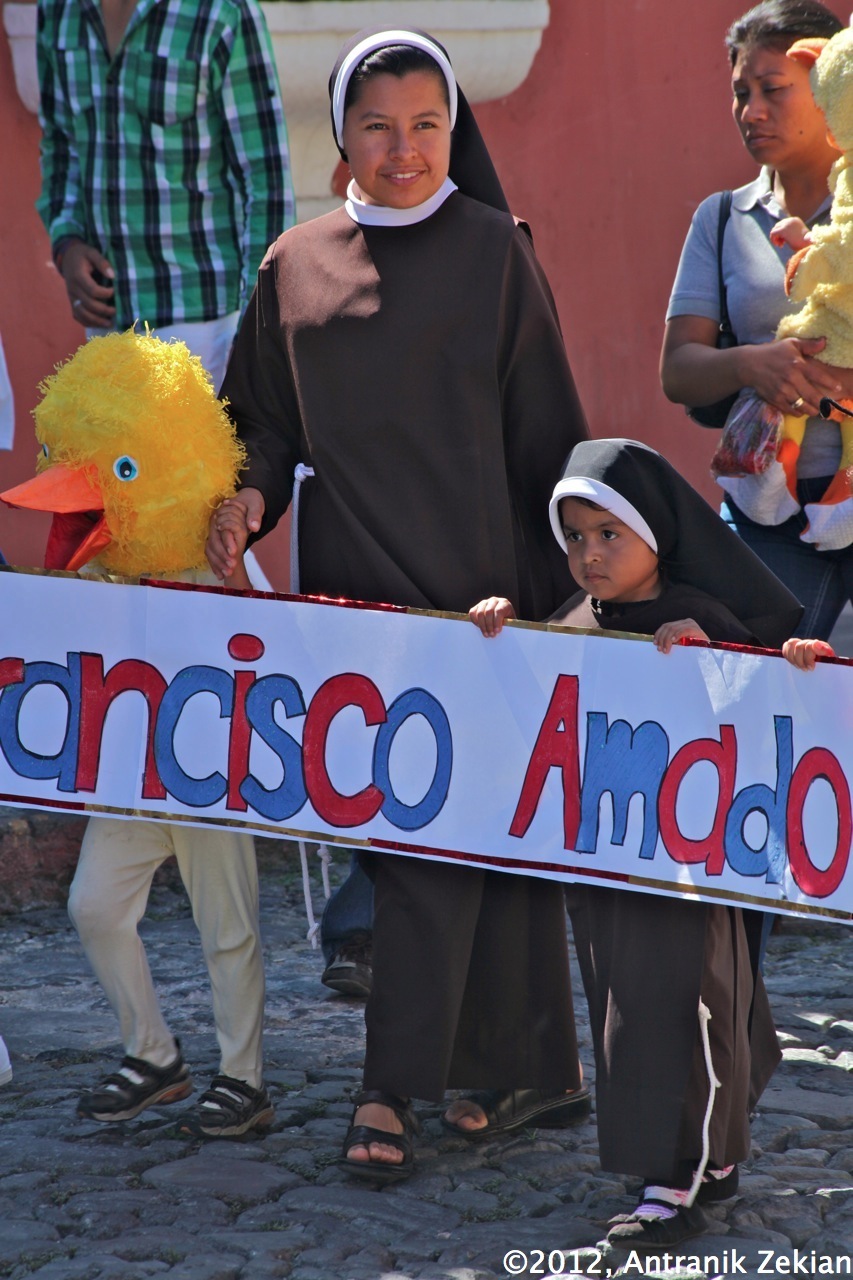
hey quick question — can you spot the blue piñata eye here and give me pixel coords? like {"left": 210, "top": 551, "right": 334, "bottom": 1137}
{"left": 113, "top": 455, "right": 139, "bottom": 481}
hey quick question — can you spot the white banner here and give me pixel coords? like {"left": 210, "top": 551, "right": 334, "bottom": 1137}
{"left": 1, "top": 567, "right": 850, "bottom": 923}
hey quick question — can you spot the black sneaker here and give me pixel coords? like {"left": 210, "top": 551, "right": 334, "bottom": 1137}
{"left": 180, "top": 1075, "right": 275, "bottom": 1138}
{"left": 78, "top": 1046, "right": 192, "bottom": 1122}
{"left": 321, "top": 935, "right": 372, "bottom": 998}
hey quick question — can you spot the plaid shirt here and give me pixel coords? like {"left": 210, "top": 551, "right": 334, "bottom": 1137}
{"left": 37, "top": 0, "right": 295, "bottom": 329}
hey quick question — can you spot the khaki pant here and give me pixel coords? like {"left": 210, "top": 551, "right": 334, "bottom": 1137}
{"left": 68, "top": 817, "right": 264, "bottom": 1087}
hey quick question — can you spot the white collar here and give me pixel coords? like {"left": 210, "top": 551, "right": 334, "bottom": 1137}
{"left": 344, "top": 177, "right": 457, "bottom": 227}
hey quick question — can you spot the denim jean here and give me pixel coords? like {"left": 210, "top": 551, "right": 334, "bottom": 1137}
{"left": 319, "top": 853, "right": 374, "bottom": 964}
{"left": 721, "top": 477, "right": 853, "bottom": 641}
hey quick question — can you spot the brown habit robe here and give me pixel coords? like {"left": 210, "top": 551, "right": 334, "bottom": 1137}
{"left": 555, "top": 585, "right": 782, "bottom": 1183}
{"left": 221, "top": 190, "right": 589, "bottom": 1099}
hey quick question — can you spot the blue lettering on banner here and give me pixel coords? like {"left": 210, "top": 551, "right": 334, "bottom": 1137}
{"left": 576, "top": 713, "right": 670, "bottom": 861}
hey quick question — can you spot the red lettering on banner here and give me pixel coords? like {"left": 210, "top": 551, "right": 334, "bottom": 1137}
{"left": 77, "top": 654, "right": 168, "bottom": 798}
{"left": 228, "top": 670, "right": 254, "bottom": 811}
{"left": 658, "top": 726, "right": 737, "bottom": 874}
{"left": 228, "top": 633, "right": 265, "bottom": 663}
{"left": 302, "top": 674, "right": 386, "bottom": 827}
{"left": 786, "top": 748, "right": 852, "bottom": 898}
{"left": 0, "top": 658, "right": 24, "bottom": 689}
{"left": 509, "top": 674, "right": 580, "bottom": 849}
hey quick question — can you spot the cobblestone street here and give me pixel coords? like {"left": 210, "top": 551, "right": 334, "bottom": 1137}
{"left": 0, "top": 845, "right": 850, "bottom": 1280}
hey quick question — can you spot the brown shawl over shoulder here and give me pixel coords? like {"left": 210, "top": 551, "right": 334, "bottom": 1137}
{"left": 222, "top": 193, "right": 587, "bottom": 616}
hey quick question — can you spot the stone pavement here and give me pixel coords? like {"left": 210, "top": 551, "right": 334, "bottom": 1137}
{"left": 0, "top": 846, "right": 850, "bottom": 1280}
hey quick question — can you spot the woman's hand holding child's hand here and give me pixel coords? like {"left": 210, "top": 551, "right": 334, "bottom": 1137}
{"left": 782, "top": 637, "right": 836, "bottom": 670}
{"left": 215, "top": 499, "right": 251, "bottom": 542}
{"left": 469, "top": 596, "right": 516, "bottom": 637}
{"left": 206, "top": 488, "right": 265, "bottom": 580}
{"left": 654, "top": 618, "right": 710, "bottom": 654}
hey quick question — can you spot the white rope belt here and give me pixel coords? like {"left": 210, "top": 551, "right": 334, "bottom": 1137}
{"left": 289, "top": 463, "right": 334, "bottom": 945}
{"left": 300, "top": 840, "right": 332, "bottom": 947}
{"left": 685, "top": 998, "right": 722, "bottom": 1208}
{"left": 290, "top": 462, "right": 314, "bottom": 596}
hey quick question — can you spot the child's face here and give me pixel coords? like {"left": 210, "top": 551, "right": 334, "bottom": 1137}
{"left": 559, "top": 498, "right": 661, "bottom": 604}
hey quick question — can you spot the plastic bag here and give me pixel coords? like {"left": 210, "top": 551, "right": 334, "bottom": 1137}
{"left": 711, "top": 390, "right": 783, "bottom": 479}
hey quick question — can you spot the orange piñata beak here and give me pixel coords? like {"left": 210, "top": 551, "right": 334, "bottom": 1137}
{"left": 1, "top": 465, "right": 111, "bottom": 571}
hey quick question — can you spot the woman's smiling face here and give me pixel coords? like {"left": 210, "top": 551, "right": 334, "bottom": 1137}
{"left": 342, "top": 69, "right": 452, "bottom": 209}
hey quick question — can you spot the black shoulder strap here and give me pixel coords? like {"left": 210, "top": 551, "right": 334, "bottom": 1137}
{"left": 717, "top": 191, "right": 733, "bottom": 339}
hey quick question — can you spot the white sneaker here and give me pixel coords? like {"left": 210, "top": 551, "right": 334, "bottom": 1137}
{"left": 0, "top": 1035, "right": 11, "bottom": 1085}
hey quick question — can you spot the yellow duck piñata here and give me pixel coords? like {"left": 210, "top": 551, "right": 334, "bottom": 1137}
{"left": 2, "top": 330, "right": 245, "bottom": 577}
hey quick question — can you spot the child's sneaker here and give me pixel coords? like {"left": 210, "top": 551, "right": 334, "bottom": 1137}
{"left": 607, "top": 1184, "right": 708, "bottom": 1249}
{"left": 0, "top": 1035, "right": 12, "bottom": 1086}
{"left": 696, "top": 1163, "right": 738, "bottom": 1203}
{"left": 180, "top": 1075, "right": 274, "bottom": 1138}
{"left": 78, "top": 1045, "right": 192, "bottom": 1121}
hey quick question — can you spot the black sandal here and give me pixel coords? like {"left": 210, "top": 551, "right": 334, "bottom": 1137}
{"left": 607, "top": 1197, "right": 708, "bottom": 1249}
{"left": 441, "top": 1086, "right": 591, "bottom": 1140}
{"left": 339, "top": 1089, "right": 420, "bottom": 1183}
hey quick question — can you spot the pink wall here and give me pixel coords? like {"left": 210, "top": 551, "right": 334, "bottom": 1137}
{"left": 476, "top": 0, "right": 846, "bottom": 502}
{"left": 0, "top": 15, "right": 75, "bottom": 570}
{"left": 1, "top": 0, "right": 847, "bottom": 579}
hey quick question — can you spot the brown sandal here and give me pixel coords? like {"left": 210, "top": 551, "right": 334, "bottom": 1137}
{"left": 441, "top": 1086, "right": 591, "bottom": 1139}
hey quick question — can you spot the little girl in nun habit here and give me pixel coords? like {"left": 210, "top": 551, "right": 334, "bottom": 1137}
{"left": 470, "top": 438, "right": 802, "bottom": 1249}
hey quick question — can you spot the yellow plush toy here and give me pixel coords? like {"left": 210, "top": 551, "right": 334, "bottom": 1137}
{"left": 764, "top": 29, "right": 853, "bottom": 550}
{"left": 1, "top": 330, "right": 245, "bottom": 576}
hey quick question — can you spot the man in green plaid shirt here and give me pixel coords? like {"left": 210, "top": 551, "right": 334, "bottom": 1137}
{"left": 37, "top": 0, "right": 294, "bottom": 388}
{"left": 35, "top": 0, "right": 295, "bottom": 1142}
